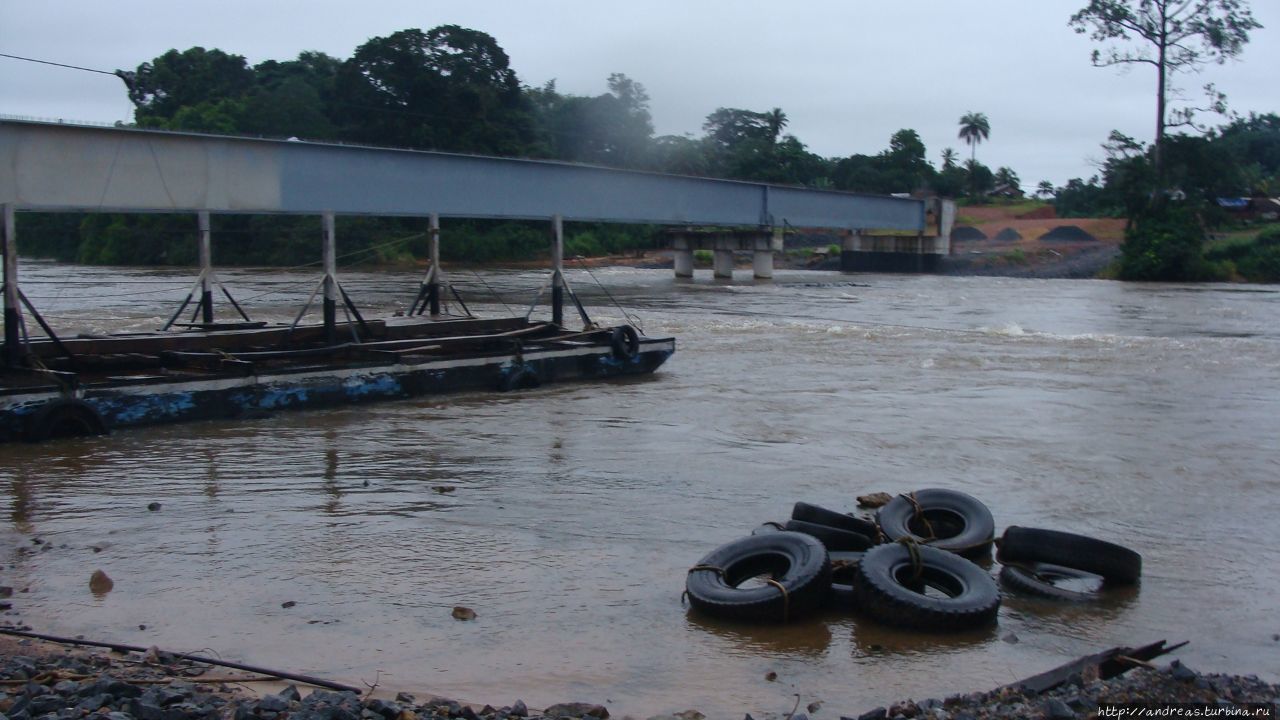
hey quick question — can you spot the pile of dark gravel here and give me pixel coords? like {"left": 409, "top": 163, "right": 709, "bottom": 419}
{"left": 0, "top": 645, "right": 609, "bottom": 720}
{"left": 951, "top": 227, "right": 988, "bottom": 242}
{"left": 1039, "top": 226, "right": 1097, "bottom": 243}
{"left": 845, "top": 660, "right": 1278, "bottom": 720}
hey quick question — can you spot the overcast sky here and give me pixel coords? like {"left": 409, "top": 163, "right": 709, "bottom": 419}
{"left": 2, "top": 1, "right": 1276, "bottom": 188}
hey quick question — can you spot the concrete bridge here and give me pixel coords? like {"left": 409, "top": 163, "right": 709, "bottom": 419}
{"left": 1, "top": 119, "right": 952, "bottom": 357}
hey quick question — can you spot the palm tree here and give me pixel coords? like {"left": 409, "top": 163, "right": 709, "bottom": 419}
{"left": 957, "top": 112, "right": 990, "bottom": 163}
{"left": 940, "top": 147, "right": 958, "bottom": 170}
{"left": 1036, "top": 180, "right": 1055, "bottom": 199}
{"left": 764, "top": 107, "right": 788, "bottom": 144}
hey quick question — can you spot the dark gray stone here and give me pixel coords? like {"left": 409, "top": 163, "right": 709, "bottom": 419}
{"left": 1043, "top": 698, "right": 1075, "bottom": 719}
{"left": 278, "top": 687, "right": 302, "bottom": 703}
{"left": 258, "top": 694, "right": 291, "bottom": 713}
{"left": 511, "top": 700, "right": 528, "bottom": 718}
{"left": 76, "top": 694, "right": 114, "bottom": 712}
{"left": 364, "top": 699, "right": 401, "bottom": 719}
{"left": 128, "top": 700, "right": 166, "bottom": 720}
{"left": 857, "top": 709, "right": 887, "bottom": 720}
{"left": 27, "top": 698, "right": 64, "bottom": 716}
{"left": 1170, "top": 661, "right": 1197, "bottom": 682}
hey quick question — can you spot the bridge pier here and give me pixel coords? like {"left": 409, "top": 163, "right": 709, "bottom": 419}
{"left": 841, "top": 197, "right": 955, "bottom": 273}
{"left": 713, "top": 249, "right": 735, "bottom": 279}
{"left": 668, "top": 229, "right": 779, "bottom": 280}
{"left": 673, "top": 247, "right": 694, "bottom": 278}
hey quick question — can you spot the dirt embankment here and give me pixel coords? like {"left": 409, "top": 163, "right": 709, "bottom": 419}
{"left": 943, "top": 204, "right": 1124, "bottom": 278}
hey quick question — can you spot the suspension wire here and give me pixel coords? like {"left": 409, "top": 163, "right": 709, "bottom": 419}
{"left": 570, "top": 256, "right": 644, "bottom": 333}
{"left": 464, "top": 269, "right": 514, "bottom": 316}
{"left": 0, "top": 53, "right": 119, "bottom": 76}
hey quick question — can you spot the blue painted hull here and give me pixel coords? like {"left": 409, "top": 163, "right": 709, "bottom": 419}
{"left": 1, "top": 328, "right": 673, "bottom": 442}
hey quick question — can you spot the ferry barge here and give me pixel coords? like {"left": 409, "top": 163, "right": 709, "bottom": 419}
{"left": 1, "top": 211, "right": 673, "bottom": 443}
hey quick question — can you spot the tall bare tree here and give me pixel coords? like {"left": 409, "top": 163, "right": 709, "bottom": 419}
{"left": 1069, "top": 0, "right": 1261, "bottom": 180}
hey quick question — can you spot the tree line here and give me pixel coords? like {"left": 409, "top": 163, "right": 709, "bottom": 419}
{"left": 21, "top": 25, "right": 1013, "bottom": 267}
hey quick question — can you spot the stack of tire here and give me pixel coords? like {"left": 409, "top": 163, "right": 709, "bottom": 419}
{"left": 685, "top": 488, "right": 1141, "bottom": 631}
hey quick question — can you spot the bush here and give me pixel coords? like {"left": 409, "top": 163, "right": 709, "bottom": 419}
{"left": 693, "top": 249, "right": 713, "bottom": 264}
{"left": 1118, "top": 205, "right": 1225, "bottom": 281}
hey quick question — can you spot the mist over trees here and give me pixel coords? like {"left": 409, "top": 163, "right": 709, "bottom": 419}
{"left": 31, "top": 25, "right": 1025, "bottom": 266}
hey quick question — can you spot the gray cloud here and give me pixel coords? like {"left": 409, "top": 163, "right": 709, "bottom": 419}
{"left": 2, "top": 0, "right": 1275, "bottom": 187}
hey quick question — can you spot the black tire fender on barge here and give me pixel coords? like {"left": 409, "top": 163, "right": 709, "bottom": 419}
{"left": 24, "top": 398, "right": 108, "bottom": 442}
{"left": 851, "top": 543, "right": 1000, "bottom": 631}
{"left": 876, "top": 489, "right": 995, "bottom": 558}
{"left": 685, "top": 531, "right": 831, "bottom": 623}
{"left": 610, "top": 325, "right": 640, "bottom": 360}
{"left": 498, "top": 364, "right": 541, "bottom": 392}
{"left": 997, "top": 526, "right": 1142, "bottom": 585}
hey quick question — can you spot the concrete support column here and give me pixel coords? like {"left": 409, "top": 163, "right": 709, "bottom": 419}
{"left": 322, "top": 211, "right": 337, "bottom": 344}
{"left": 753, "top": 250, "right": 774, "bottom": 279}
{"left": 551, "top": 214, "right": 565, "bottom": 327}
{"left": 713, "top": 249, "right": 734, "bottom": 279}
{"left": 842, "top": 231, "right": 861, "bottom": 253}
{"left": 427, "top": 213, "right": 441, "bottom": 315}
{"left": 673, "top": 249, "right": 694, "bottom": 278}
{"left": 2, "top": 204, "right": 20, "bottom": 367}
{"left": 197, "top": 211, "right": 213, "bottom": 323}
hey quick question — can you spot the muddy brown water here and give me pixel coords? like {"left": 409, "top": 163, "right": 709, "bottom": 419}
{"left": 3, "top": 263, "right": 1279, "bottom": 718}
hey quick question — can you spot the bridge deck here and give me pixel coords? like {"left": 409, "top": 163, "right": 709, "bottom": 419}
{"left": 0, "top": 119, "right": 924, "bottom": 231}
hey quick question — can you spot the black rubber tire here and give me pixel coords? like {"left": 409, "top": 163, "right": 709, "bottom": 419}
{"left": 851, "top": 543, "right": 1000, "bottom": 631}
{"left": 997, "top": 526, "right": 1141, "bottom": 585}
{"left": 791, "top": 501, "right": 879, "bottom": 539}
{"left": 498, "top": 365, "right": 541, "bottom": 392}
{"left": 24, "top": 399, "right": 108, "bottom": 442}
{"left": 827, "top": 550, "right": 865, "bottom": 607}
{"left": 686, "top": 531, "right": 831, "bottom": 623}
{"left": 783, "top": 519, "right": 874, "bottom": 552}
{"left": 876, "top": 489, "right": 995, "bottom": 558}
{"left": 999, "top": 562, "right": 1105, "bottom": 601}
{"left": 610, "top": 325, "right": 640, "bottom": 360}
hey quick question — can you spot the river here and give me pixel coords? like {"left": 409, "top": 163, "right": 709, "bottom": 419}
{"left": 2, "top": 262, "right": 1279, "bottom": 718}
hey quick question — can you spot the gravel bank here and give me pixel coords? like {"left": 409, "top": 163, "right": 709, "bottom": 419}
{"left": 2, "top": 636, "right": 1276, "bottom": 720}
{"left": 848, "top": 660, "right": 1278, "bottom": 720}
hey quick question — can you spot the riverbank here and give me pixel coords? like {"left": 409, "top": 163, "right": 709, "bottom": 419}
{"left": 2, "top": 634, "right": 1276, "bottom": 720}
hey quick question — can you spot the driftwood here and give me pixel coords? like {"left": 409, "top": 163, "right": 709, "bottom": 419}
{"left": 0, "top": 627, "right": 361, "bottom": 693}
{"left": 1001, "top": 639, "right": 1189, "bottom": 696}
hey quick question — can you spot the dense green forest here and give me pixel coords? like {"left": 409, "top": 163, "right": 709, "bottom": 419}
{"left": 17, "top": 22, "right": 1280, "bottom": 279}
{"left": 17, "top": 25, "right": 1009, "bottom": 267}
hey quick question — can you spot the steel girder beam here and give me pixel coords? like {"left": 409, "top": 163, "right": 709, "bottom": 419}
{"left": 0, "top": 119, "right": 925, "bottom": 231}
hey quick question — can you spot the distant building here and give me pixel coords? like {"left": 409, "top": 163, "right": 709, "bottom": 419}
{"left": 987, "top": 183, "right": 1024, "bottom": 199}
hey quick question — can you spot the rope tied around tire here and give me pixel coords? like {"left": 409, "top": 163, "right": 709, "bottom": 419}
{"left": 762, "top": 578, "right": 791, "bottom": 623}
{"left": 897, "top": 536, "right": 925, "bottom": 584}
{"left": 685, "top": 564, "right": 791, "bottom": 622}
{"left": 687, "top": 564, "right": 726, "bottom": 578}
{"left": 901, "top": 491, "right": 937, "bottom": 540}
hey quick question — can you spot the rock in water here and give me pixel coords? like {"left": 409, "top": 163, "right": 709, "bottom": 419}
{"left": 543, "top": 703, "right": 608, "bottom": 719}
{"left": 89, "top": 569, "right": 114, "bottom": 595}
{"left": 451, "top": 606, "right": 476, "bottom": 621}
{"left": 856, "top": 492, "right": 893, "bottom": 508}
